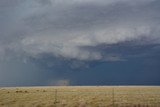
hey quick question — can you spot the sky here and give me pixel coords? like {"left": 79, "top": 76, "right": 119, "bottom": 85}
{"left": 0, "top": 0, "right": 160, "bottom": 86}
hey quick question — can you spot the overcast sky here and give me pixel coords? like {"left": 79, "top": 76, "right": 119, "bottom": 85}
{"left": 0, "top": 0, "right": 160, "bottom": 86}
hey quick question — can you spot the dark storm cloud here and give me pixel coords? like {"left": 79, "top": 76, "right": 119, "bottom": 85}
{"left": 0, "top": 0, "right": 160, "bottom": 86}
{"left": 0, "top": 0, "right": 160, "bottom": 61}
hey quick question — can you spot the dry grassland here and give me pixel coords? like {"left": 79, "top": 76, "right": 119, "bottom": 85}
{"left": 0, "top": 86, "right": 160, "bottom": 107}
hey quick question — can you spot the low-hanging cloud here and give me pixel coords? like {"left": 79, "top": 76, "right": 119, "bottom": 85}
{"left": 0, "top": 0, "right": 160, "bottom": 61}
{"left": 0, "top": 0, "right": 160, "bottom": 86}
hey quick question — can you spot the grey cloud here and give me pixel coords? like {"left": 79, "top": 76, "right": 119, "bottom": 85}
{"left": 0, "top": 0, "right": 160, "bottom": 61}
{"left": 1, "top": 0, "right": 160, "bottom": 86}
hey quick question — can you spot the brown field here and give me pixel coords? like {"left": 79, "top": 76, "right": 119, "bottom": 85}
{"left": 0, "top": 86, "right": 160, "bottom": 107}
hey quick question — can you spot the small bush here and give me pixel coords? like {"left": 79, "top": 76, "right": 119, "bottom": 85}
{"left": 24, "top": 91, "right": 28, "bottom": 93}
{"left": 15, "top": 90, "right": 23, "bottom": 93}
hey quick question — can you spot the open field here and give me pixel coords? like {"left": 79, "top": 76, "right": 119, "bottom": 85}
{"left": 0, "top": 86, "right": 160, "bottom": 107}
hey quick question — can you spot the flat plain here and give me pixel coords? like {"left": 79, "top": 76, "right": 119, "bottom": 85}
{"left": 0, "top": 86, "right": 160, "bottom": 107}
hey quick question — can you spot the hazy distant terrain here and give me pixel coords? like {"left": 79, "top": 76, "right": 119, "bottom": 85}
{"left": 0, "top": 86, "right": 160, "bottom": 107}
